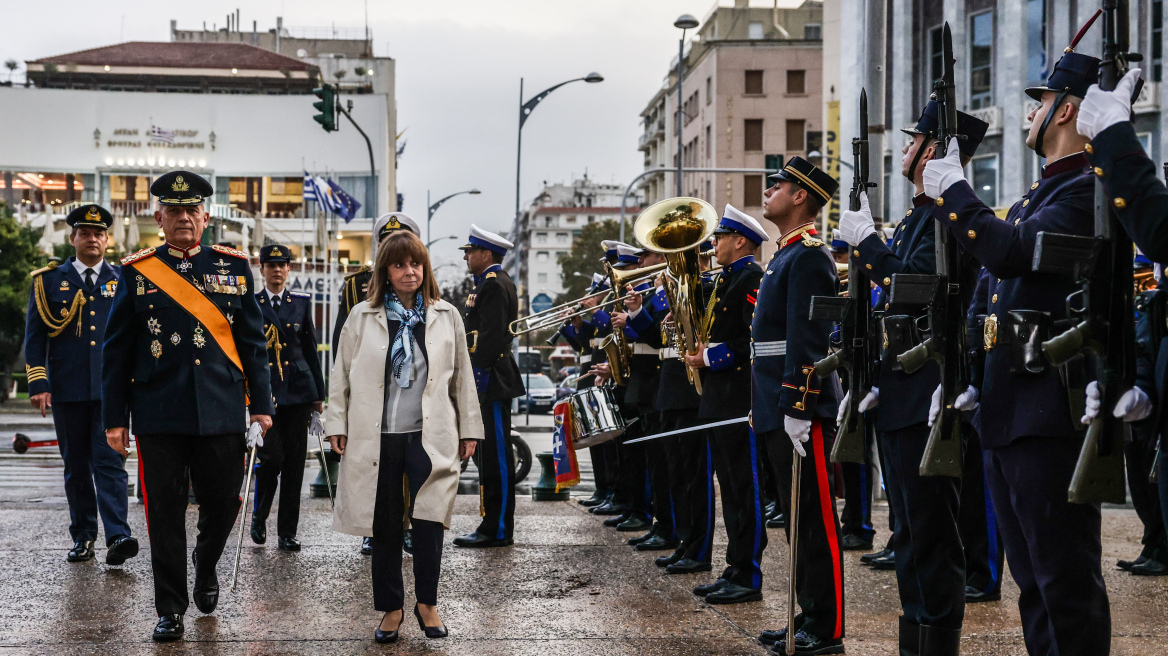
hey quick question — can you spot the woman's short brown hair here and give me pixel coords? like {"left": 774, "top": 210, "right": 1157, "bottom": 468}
{"left": 366, "top": 231, "right": 441, "bottom": 307}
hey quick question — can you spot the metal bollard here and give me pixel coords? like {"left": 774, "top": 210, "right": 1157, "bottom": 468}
{"left": 531, "top": 451, "right": 569, "bottom": 501}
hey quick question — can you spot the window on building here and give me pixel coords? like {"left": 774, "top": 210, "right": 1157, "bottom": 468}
{"left": 787, "top": 70, "right": 806, "bottom": 94}
{"left": 1027, "top": 0, "right": 1048, "bottom": 86}
{"left": 556, "top": 232, "right": 569, "bottom": 243}
{"left": 804, "top": 23, "right": 822, "bottom": 40}
{"left": 807, "top": 131, "right": 823, "bottom": 155}
{"left": 588, "top": 215, "right": 596, "bottom": 223}
{"left": 537, "top": 251, "right": 549, "bottom": 262}
{"left": 929, "top": 26, "right": 944, "bottom": 87}
{"left": 705, "top": 125, "right": 712, "bottom": 159}
{"left": 786, "top": 119, "right": 805, "bottom": 151}
{"left": 537, "top": 273, "right": 548, "bottom": 283}
{"left": 535, "top": 232, "right": 548, "bottom": 244}
{"left": 745, "top": 119, "right": 764, "bottom": 151}
{"left": 706, "top": 76, "right": 712, "bottom": 103}
{"left": 971, "top": 154, "right": 999, "bottom": 207}
{"left": 745, "top": 70, "right": 764, "bottom": 95}
{"left": 565, "top": 215, "right": 577, "bottom": 223}
{"left": 1154, "top": 0, "right": 1163, "bottom": 82}
{"left": 544, "top": 216, "right": 553, "bottom": 227}
{"left": 705, "top": 179, "right": 712, "bottom": 202}
{"left": 744, "top": 175, "right": 764, "bottom": 207}
{"left": 749, "top": 22, "right": 765, "bottom": 39}
{"left": 970, "top": 11, "right": 994, "bottom": 109}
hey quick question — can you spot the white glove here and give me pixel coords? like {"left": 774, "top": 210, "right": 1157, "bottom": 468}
{"left": 922, "top": 138, "right": 967, "bottom": 199}
{"left": 1082, "top": 381, "right": 1153, "bottom": 424}
{"left": 246, "top": 421, "right": 264, "bottom": 450}
{"left": 785, "top": 416, "right": 812, "bottom": 457}
{"left": 836, "top": 391, "right": 850, "bottom": 426}
{"left": 1077, "top": 68, "right": 1141, "bottom": 141}
{"left": 839, "top": 192, "right": 876, "bottom": 246}
{"left": 928, "top": 385, "right": 942, "bottom": 427}
{"left": 928, "top": 384, "right": 979, "bottom": 426}
{"left": 859, "top": 387, "right": 880, "bottom": 412}
{"left": 309, "top": 411, "right": 325, "bottom": 438}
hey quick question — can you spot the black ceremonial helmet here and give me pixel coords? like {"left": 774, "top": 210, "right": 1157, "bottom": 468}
{"left": 901, "top": 101, "right": 990, "bottom": 182}
{"left": 1024, "top": 13, "right": 1103, "bottom": 158}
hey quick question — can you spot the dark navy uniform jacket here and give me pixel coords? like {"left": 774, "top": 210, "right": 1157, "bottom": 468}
{"left": 24, "top": 257, "right": 120, "bottom": 402}
{"left": 622, "top": 282, "right": 666, "bottom": 409}
{"left": 332, "top": 266, "right": 371, "bottom": 354}
{"left": 256, "top": 289, "right": 326, "bottom": 407}
{"left": 751, "top": 227, "right": 842, "bottom": 433}
{"left": 700, "top": 256, "right": 763, "bottom": 420}
{"left": 934, "top": 153, "right": 1095, "bottom": 448}
{"left": 643, "top": 287, "right": 704, "bottom": 412}
{"left": 462, "top": 264, "right": 524, "bottom": 402}
{"left": 102, "top": 244, "right": 276, "bottom": 435}
{"left": 1086, "top": 121, "right": 1168, "bottom": 263}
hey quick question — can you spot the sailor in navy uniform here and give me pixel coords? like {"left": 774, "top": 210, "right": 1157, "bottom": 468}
{"left": 453, "top": 225, "right": 525, "bottom": 548}
{"left": 250, "top": 244, "right": 326, "bottom": 552}
{"left": 102, "top": 170, "right": 274, "bottom": 642}
{"left": 840, "top": 101, "right": 990, "bottom": 651}
{"left": 682, "top": 205, "right": 768, "bottom": 605}
{"left": 750, "top": 159, "right": 846, "bottom": 655}
{"left": 23, "top": 204, "right": 137, "bottom": 566}
{"left": 921, "top": 49, "right": 1111, "bottom": 655}
{"left": 332, "top": 213, "right": 420, "bottom": 354}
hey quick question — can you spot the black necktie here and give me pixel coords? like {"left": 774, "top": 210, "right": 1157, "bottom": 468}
{"left": 272, "top": 295, "right": 280, "bottom": 308}
{"left": 84, "top": 268, "right": 95, "bottom": 289}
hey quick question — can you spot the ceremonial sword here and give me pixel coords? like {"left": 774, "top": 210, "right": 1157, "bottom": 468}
{"left": 622, "top": 416, "right": 748, "bottom": 444}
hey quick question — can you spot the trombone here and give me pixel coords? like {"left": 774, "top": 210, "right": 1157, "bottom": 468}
{"left": 509, "top": 261, "right": 669, "bottom": 336}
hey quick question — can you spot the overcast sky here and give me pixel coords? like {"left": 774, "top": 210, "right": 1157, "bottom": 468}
{"left": 1, "top": 0, "right": 734, "bottom": 270}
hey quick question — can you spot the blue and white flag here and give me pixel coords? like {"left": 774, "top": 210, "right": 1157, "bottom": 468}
{"left": 148, "top": 125, "right": 175, "bottom": 144}
{"left": 303, "top": 171, "right": 319, "bottom": 203}
{"left": 327, "top": 179, "right": 362, "bottom": 222}
{"left": 315, "top": 176, "right": 339, "bottom": 214}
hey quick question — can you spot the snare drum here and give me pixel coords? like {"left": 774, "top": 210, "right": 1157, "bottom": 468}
{"left": 569, "top": 386, "right": 626, "bottom": 449}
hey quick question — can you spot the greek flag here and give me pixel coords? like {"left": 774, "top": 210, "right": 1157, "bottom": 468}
{"left": 148, "top": 125, "right": 175, "bottom": 144}
{"left": 303, "top": 171, "right": 319, "bottom": 203}
{"left": 315, "top": 176, "right": 339, "bottom": 214}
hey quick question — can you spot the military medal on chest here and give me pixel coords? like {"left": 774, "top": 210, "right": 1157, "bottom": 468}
{"left": 170, "top": 332, "right": 181, "bottom": 346}
{"left": 147, "top": 317, "right": 161, "bottom": 335}
{"left": 177, "top": 259, "right": 193, "bottom": 273}
{"left": 150, "top": 340, "right": 162, "bottom": 358}
{"left": 193, "top": 325, "right": 207, "bottom": 349}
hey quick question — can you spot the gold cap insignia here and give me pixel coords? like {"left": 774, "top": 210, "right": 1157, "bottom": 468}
{"left": 172, "top": 175, "right": 189, "bottom": 193}
{"left": 270, "top": 247, "right": 283, "bottom": 256}
{"left": 85, "top": 207, "right": 101, "bottom": 222}
{"left": 387, "top": 217, "right": 401, "bottom": 229}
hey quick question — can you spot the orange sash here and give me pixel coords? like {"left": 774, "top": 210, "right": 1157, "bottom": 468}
{"left": 134, "top": 256, "right": 244, "bottom": 375}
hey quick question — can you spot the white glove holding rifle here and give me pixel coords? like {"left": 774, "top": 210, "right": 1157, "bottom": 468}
{"left": 836, "top": 388, "right": 880, "bottom": 426}
{"left": 922, "top": 138, "right": 967, "bottom": 199}
{"left": 1082, "top": 381, "right": 1152, "bottom": 424}
{"left": 1077, "top": 68, "right": 1142, "bottom": 140}
{"left": 928, "top": 384, "right": 979, "bottom": 426}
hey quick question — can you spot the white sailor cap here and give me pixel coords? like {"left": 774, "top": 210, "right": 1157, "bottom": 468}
{"left": 459, "top": 224, "right": 514, "bottom": 255}
{"left": 714, "top": 204, "right": 768, "bottom": 245}
{"left": 614, "top": 244, "right": 641, "bottom": 266}
{"left": 588, "top": 273, "right": 610, "bottom": 292}
{"left": 373, "top": 213, "right": 420, "bottom": 239}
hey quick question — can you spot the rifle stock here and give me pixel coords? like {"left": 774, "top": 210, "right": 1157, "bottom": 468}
{"left": 919, "top": 407, "right": 964, "bottom": 477}
{"left": 1067, "top": 414, "right": 1128, "bottom": 504}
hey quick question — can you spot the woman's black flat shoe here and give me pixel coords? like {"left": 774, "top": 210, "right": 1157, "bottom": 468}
{"left": 414, "top": 604, "right": 448, "bottom": 639}
{"left": 375, "top": 612, "right": 401, "bottom": 643}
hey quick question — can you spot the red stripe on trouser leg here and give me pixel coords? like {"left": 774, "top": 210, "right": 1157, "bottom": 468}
{"left": 811, "top": 420, "right": 844, "bottom": 639}
{"left": 136, "top": 437, "right": 151, "bottom": 541}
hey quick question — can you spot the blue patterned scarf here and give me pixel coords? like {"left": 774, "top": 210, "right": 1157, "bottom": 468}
{"left": 384, "top": 291, "right": 426, "bottom": 388}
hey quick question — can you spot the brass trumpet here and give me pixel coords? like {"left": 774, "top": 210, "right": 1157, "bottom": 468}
{"left": 508, "top": 262, "right": 668, "bottom": 336}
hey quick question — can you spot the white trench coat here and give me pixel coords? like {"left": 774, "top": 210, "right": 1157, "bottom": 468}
{"left": 324, "top": 298, "right": 483, "bottom": 533}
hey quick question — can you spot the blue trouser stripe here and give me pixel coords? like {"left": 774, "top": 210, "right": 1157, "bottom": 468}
{"left": 748, "top": 427, "right": 763, "bottom": 589}
{"left": 493, "top": 401, "right": 508, "bottom": 540}
{"left": 859, "top": 458, "right": 873, "bottom": 532}
{"left": 698, "top": 440, "right": 714, "bottom": 562}
{"left": 984, "top": 469, "right": 1001, "bottom": 586}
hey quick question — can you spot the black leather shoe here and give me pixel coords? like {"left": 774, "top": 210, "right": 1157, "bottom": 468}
{"left": 616, "top": 515, "right": 653, "bottom": 532}
{"left": 759, "top": 626, "right": 791, "bottom": 646}
{"left": 105, "top": 536, "right": 139, "bottom": 566}
{"left": 766, "top": 514, "right": 786, "bottom": 529}
{"left": 869, "top": 550, "right": 896, "bottom": 570}
{"left": 452, "top": 532, "right": 513, "bottom": 548}
{"left": 591, "top": 501, "right": 624, "bottom": 516}
{"left": 152, "top": 614, "right": 184, "bottom": 642}
{"left": 770, "top": 629, "right": 845, "bottom": 655}
{"left": 250, "top": 519, "right": 266, "bottom": 545}
{"left": 693, "top": 578, "right": 727, "bottom": 596}
{"left": 375, "top": 612, "right": 402, "bottom": 644}
{"left": 361, "top": 537, "right": 373, "bottom": 555}
{"left": 603, "top": 512, "right": 631, "bottom": 527}
{"left": 765, "top": 500, "right": 779, "bottom": 518}
{"left": 191, "top": 550, "right": 219, "bottom": 614}
{"left": 705, "top": 582, "right": 762, "bottom": 604}
{"left": 965, "top": 584, "right": 1001, "bottom": 603}
{"left": 655, "top": 550, "right": 684, "bottom": 567}
{"left": 414, "top": 604, "right": 448, "bottom": 639}
{"left": 635, "top": 535, "right": 679, "bottom": 551}
{"left": 627, "top": 525, "right": 658, "bottom": 545}
{"left": 841, "top": 533, "right": 873, "bottom": 551}
{"left": 1117, "top": 556, "right": 1146, "bottom": 571}
{"left": 403, "top": 529, "right": 414, "bottom": 555}
{"left": 667, "top": 558, "right": 713, "bottom": 575}
{"left": 860, "top": 545, "right": 891, "bottom": 565}
{"left": 67, "top": 540, "right": 95, "bottom": 562}
{"left": 898, "top": 615, "right": 920, "bottom": 655}
{"left": 1130, "top": 559, "right": 1168, "bottom": 576}
{"left": 277, "top": 536, "right": 301, "bottom": 552}
{"left": 578, "top": 491, "right": 606, "bottom": 507}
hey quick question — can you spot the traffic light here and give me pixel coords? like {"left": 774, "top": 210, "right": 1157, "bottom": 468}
{"left": 313, "top": 84, "right": 337, "bottom": 132}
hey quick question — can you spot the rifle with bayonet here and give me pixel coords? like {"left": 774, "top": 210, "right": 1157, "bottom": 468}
{"left": 887, "top": 22, "right": 966, "bottom": 478}
{"left": 1032, "top": 0, "right": 1142, "bottom": 503}
{"left": 810, "top": 88, "right": 877, "bottom": 464}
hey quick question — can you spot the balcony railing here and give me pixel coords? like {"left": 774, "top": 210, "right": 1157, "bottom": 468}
{"left": 968, "top": 105, "right": 1003, "bottom": 137}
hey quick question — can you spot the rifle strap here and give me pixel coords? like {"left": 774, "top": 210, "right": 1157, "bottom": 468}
{"left": 1059, "top": 352, "right": 1089, "bottom": 431}
{"left": 1034, "top": 89, "right": 1070, "bottom": 159}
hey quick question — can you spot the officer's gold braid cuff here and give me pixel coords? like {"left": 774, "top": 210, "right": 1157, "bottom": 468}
{"left": 25, "top": 364, "right": 48, "bottom": 383}
{"left": 33, "top": 277, "right": 86, "bottom": 338}
{"left": 264, "top": 324, "right": 284, "bottom": 381}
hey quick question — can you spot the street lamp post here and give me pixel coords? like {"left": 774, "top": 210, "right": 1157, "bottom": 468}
{"left": 427, "top": 188, "right": 481, "bottom": 244}
{"left": 674, "top": 14, "right": 699, "bottom": 197}
{"left": 426, "top": 235, "right": 458, "bottom": 249}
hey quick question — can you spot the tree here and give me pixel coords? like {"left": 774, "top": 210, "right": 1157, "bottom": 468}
{"left": 554, "top": 218, "right": 632, "bottom": 305}
{"left": 0, "top": 203, "right": 44, "bottom": 402}
{"left": 440, "top": 274, "right": 474, "bottom": 313}
{"left": 3, "top": 59, "right": 17, "bottom": 84}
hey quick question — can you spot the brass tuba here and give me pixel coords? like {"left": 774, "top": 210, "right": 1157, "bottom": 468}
{"left": 635, "top": 197, "right": 720, "bottom": 394}
{"left": 598, "top": 260, "right": 670, "bottom": 385}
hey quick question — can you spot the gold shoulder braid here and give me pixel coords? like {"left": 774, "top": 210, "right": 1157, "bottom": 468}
{"left": 34, "top": 275, "right": 86, "bottom": 338}
{"left": 699, "top": 272, "right": 723, "bottom": 339}
{"left": 264, "top": 324, "right": 284, "bottom": 381}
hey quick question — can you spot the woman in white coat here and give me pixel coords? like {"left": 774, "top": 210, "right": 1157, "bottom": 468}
{"left": 326, "top": 230, "right": 483, "bottom": 643}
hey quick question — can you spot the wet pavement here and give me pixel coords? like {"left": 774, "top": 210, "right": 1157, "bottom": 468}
{"left": 1, "top": 412, "right": 1166, "bottom": 654}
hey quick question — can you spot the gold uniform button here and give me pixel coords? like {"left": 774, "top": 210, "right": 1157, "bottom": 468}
{"left": 884, "top": 303, "right": 890, "bottom": 310}
{"left": 90, "top": 311, "right": 96, "bottom": 316}
{"left": 284, "top": 361, "right": 289, "bottom": 365}
{"left": 949, "top": 212, "right": 958, "bottom": 221}
{"left": 799, "top": 386, "right": 806, "bottom": 392}
{"left": 794, "top": 402, "right": 805, "bottom": 410}
{"left": 149, "top": 305, "right": 154, "bottom": 309}
{"left": 1022, "top": 199, "right": 1029, "bottom": 207}
{"left": 865, "top": 264, "right": 873, "bottom": 270}
{"left": 1085, "top": 143, "right": 1095, "bottom": 155}
{"left": 967, "top": 230, "right": 977, "bottom": 239}
{"left": 883, "top": 277, "right": 891, "bottom": 285}
{"left": 896, "top": 240, "right": 902, "bottom": 247}
{"left": 905, "top": 209, "right": 912, "bottom": 217}
{"left": 1031, "top": 181, "right": 1040, "bottom": 190}
{"left": 89, "top": 296, "right": 94, "bottom": 301}
{"left": 992, "top": 294, "right": 998, "bottom": 303}
{"left": 1114, "top": 198, "right": 1126, "bottom": 209}
{"left": 1014, "top": 218, "right": 1021, "bottom": 225}
{"left": 936, "top": 197, "right": 945, "bottom": 206}
{"left": 853, "top": 249, "right": 860, "bottom": 257}
{"left": 90, "top": 341, "right": 96, "bottom": 346}
{"left": 195, "top": 359, "right": 201, "bottom": 365}
{"left": 90, "top": 325, "right": 96, "bottom": 331}
{"left": 1093, "top": 167, "right": 1104, "bottom": 177}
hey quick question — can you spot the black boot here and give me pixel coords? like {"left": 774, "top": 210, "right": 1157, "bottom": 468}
{"left": 898, "top": 616, "right": 920, "bottom": 656}
{"left": 919, "top": 625, "right": 961, "bottom": 656}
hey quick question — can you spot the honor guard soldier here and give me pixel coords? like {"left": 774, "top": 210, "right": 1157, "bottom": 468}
{"left": 839, "top": 100, "right": 989, "bottom": 653}
{"left": 24, "top": 204, "right": 138, "bottom": 566}
{"left": 250, "top": 244, "right": 326, "bottom": 551}
{"left": 453, "top": 225, "right": 525, "bottom": 548}
{"left": 921, "top": 46, "right": 1111, "bottom": 654}
{"left": 102, "top": 170, "right": 274, "bottom": 642}
{"left": 333, "top": 212, "right": 420, "bottom": 354}
{"left": 684, "top": 204, "right": 768, "bottom": 605}
{"left": 751, "top": 159, "right": 846, "bottom": 655}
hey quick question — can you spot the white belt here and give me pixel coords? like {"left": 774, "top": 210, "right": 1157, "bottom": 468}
{"left": 633, "top": 343, "right": 657, "bottom": 356}
{"left": 590, "top": 338, "right": 604, "bottom": 348}
{"left": 659, "top": 347, "right": 680, "bottom": 359}
{"left": 751, "top": 340, "right": 787, "bottom": 358}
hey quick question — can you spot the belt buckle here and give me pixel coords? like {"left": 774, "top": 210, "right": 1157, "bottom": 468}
{"left": 984, "top": 314, "right": 998, "bottom": 351}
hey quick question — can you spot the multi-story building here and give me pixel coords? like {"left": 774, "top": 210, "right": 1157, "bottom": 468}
{"left": 834, "top": 0, "right": 1167, "bottom": 226}
{"left": 637, "top": 0, "right": 824, "bottom": 248}
{"left": 510, "top": 177, "right": 641, "bottom": 312}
